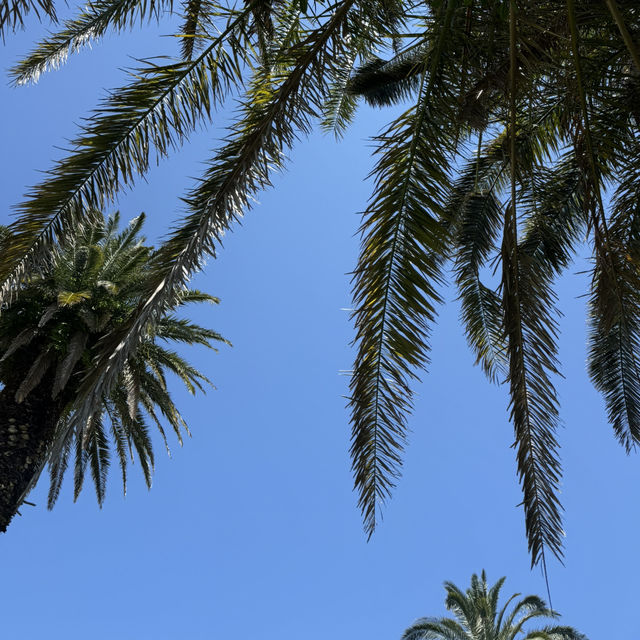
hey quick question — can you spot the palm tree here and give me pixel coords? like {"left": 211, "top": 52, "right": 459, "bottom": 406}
{"left": 0, "top": 211, "right": 227, "bottom": 532}
{"left": 2, "top": 0, "right": 640, "bottom": 576}
{"left": 403, "top": 572, "right": 585, "bottom": 640}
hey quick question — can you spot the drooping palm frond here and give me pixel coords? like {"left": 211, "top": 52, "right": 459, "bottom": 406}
{"left": 497, "top": 0, "right": 565, "bottom": 572}
{"left": 179, "top": 0, "right": 204, "bottom": 59}
{"left": 587, "top": 215, "right": 640, "bottom": 452}
{"left": 349, "top": 0, "right": 464, "bottom": 537}
{"left": 448, "top": 140, "right": 511, "bottom": 381}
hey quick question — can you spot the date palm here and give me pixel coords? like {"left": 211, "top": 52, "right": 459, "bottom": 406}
{"left": 2, "top": 0, "right": 640, "bottom": 578}
{"left": 403, "top": 572, "right": 585, "bottom": 640}
{"left": 0, "top": 211, "right": 226, "bottom": 532}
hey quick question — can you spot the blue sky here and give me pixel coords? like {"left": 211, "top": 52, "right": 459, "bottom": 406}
{"left": 1, "top": 10, "right": 639, "bottom": 639}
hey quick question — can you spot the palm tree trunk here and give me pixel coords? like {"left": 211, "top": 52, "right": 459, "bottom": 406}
{"left": 0, "top": 379, "right": 62, "bottom": 532}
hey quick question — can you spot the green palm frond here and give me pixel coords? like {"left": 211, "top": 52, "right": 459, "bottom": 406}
{"left": 155, "top": 316, "right": 228, "bottom": 348}
{"left": 171, "top": 288, "right": 220, "bottom": 306}
{"left": 9, "top": 0, "right": 174, "bottom": 85}
{"left": 86, "top": 412, "right": 111, "bottom": 505}
{"left": 73, "top": 420, "right": 89, "bottom": 499}
{"left": 588, "top": 230, "right": 640, "bottom": 451}
{"left": 106, "top": 403, "right": 130, "bottom": 495}
{"left": 523, "top": 627, "right": 586, "bottom": 640}
{"left": 501, "top": 192, "right": 565, "bottom": 569}
{"left": 47, "top": 427, "right": 72, "bottom": 508}
{"left": 179, "top": 0, "right": 204, "bottom": 59}
{"left": 450, "top": 150, "right": 507, "bottom": 381}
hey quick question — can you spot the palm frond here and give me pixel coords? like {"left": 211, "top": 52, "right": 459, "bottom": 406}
{"left": 402, "top": 618, "right": 466, "bottom": 640}
{"left": 15, "top": 349, "right": 56, "bottom": 403}
{"left": 106, "top": 403, "right": 129, "bottom": 496}
{"left": 349, "top": 45, "right": 426, "bottom": 107}
{"left": 73, "top": 422, "right": 88, "bottom": 500}
{"left": 10, "top": 0, "right": 173, "bottom": 85}
{"left": 523, "top": 627, "right": 586, "bottom": 640}
{"left": 0, "top": 0, "right": 56, "bottom": 38}
{"left": 178, "top": 0, "right": 204, "bottom": 60}
{"left": 603, "top": 0, "right": 640, "bottom": 73}
{"left": 47, "top": 427, "right": 72, "bottom": 508}
{"left": 155, "top": 316, "right": 228, "bottom": 348}
{"left": 52, "top": 330, "right": 88, "bottom": 398}
{"left": 86, "top": 412, "right": 110, "bottom": 505}
{"left": 452, "top": 178, "right": 506, "bottom": 381}
{"left": 501, "top": 200, "right": 565, "bottom": 568}
{"left": 321, "top": 42, "right": 359, "bottom": 138}
{"left": 588, "top": 227, "right": 640, "bottom": 451}
{"left": 349, "top": 1, "right": 460, "bottom": 537}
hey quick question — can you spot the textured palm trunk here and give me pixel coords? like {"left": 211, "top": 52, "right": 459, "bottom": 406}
{"left": 0, "top": 379, "right": 62, "bottom": 533}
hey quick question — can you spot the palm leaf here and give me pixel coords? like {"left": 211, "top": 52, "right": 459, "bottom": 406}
{"left": 0, "top": 0, "right": 56, "bottom": 37}
{"left": 500, "top": 0, "right": 564, "bottom": 572}
{"left": 10, "top": 0, "right": 173, "bottom": 85}
{"left": 349, "top": 0, "right": 460, "bottom": 537}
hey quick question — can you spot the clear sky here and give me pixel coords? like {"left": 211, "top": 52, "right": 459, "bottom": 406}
{"left": 1, "top": 10, "right": 639, "bottom": 639}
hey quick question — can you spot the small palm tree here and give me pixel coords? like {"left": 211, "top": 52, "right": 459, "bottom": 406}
{"left": 403, "top": 572, "right": 585, "bottom": 640}
{"left": 0, "top": 211, "right": 227, "bottom": 532}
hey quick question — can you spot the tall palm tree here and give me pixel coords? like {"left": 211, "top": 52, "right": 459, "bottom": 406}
{"left": 403, "top": 572, "right": 585, "bottom": 640}
{"left": 2, "top": 0, "right": 640, "bottom": 576}
{"left": 0, "top": 211, "right": 227, "bottom": 532}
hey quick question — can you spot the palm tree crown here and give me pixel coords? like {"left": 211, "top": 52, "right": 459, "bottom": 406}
{"left": 403, "top": 572, "right": 585, "bottom": 640}
{"left": 2, "top": 0, "right": 640, "bottom": 575}
{"left": 0, "top": 211, "right": 227, "bottom": 530}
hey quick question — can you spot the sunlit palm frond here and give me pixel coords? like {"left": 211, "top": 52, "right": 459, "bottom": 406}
{"left": 10, "top": 0, "right": 173, "bottom": 85}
